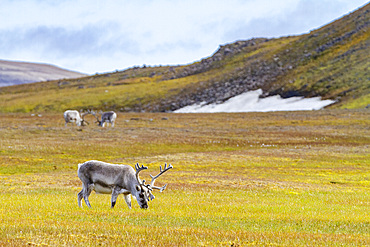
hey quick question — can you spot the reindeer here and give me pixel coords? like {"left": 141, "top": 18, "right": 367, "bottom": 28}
{"left": 63, "top": 110, "right": 90, "bottom": 127}
{"left": 92, "top": 111, "right": 117, "bottom": 127}
{"left": 77, "top": 161, "right": 173, "bottom": 209}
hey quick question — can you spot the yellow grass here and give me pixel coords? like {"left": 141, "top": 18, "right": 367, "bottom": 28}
{"left": 0, "top": 110, "right": 369, "bottom": 246}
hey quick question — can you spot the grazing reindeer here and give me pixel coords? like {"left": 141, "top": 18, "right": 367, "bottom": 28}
{"left": 63, "top": 110, "right": 89, "bottom": 126}
{"left": 77, "top": 161, "right": 173, "bottom": 209}
{"left": 92, "top": 111, "right": 117, "bottom": 127}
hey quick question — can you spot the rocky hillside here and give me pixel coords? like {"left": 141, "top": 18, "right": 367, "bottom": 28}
{"left": 157, "top": 3, "right": 369, "bottom": 111}
{"left": 0, "top": 60, "right": 85, "bottom": 87}
{"left": 0, "top": 3, "right": 368, "bottom": 113}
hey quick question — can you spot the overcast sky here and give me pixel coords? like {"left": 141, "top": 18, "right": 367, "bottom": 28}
{"left": 0, "top": 0, "right": 368, "bottom": 74}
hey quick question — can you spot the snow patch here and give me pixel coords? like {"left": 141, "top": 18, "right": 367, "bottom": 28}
{"left": 174, "top": 89, "right": 335, "bottom": 113}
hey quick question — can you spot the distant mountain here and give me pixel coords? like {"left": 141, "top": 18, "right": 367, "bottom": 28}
{"left": 0, "top": 3, "right": 368, "bottom": 112}
{"left": 0, "top": 60, "right": 85, "bottom": 87}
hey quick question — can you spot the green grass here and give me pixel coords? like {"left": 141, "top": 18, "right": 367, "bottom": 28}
{"left": 0, "top": 110, "right": 369, "bottom": 246}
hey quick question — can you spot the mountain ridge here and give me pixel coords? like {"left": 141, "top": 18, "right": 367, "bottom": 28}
{"left": 0, "top": 60, "right": 86, "bottom": 87}
{"left": 0, "top": 3, "right": 368, "bottom": 113}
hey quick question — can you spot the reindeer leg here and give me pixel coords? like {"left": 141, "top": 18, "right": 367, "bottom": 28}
{"left": 123, "top": 194, "right": 132, "bottom": 209}
{"left": 78, "top": 182, "right": 89, "bottom": 208}
{"left": 77, "top": 189, "right": 84, "bottom": 207}
{"left": 111, "top": 187, "right": 120, "bottom": 208}
{"left": 83, "top": 183, "right": 94, "bottom": 208}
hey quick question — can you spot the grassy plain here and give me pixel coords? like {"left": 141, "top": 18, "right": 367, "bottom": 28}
{"left": 0, "top": 110, "right": 369, "bottom": 246}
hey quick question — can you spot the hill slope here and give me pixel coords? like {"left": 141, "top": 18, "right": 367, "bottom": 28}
{"left": 0, "top": 60, "right": 85, "bottom": 87}
{"left": 0, "top": 3, "right": 368, "bottom": 113}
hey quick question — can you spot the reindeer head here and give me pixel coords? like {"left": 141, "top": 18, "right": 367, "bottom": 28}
{"left": 80, "top": 111, "right": 91, "bottom": 126}
{"left": 91, "top": 110, "right": 102, "bottom": 126}
{"left": 134, "top": 163, "right": 173, "bottom": 209}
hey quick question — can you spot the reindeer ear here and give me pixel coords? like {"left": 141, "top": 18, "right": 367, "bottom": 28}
{"left": 136, "top": 185, "right": 141, "bottom": 191}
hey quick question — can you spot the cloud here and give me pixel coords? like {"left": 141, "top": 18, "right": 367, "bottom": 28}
{"left": 0, "top": 0, "right": 368, "bottom": 73}
{"left": 224, "top": 0, "right": 369, "bottom": 41}
{"left": 0, "top": 22, "right": 129, "bottom": 56}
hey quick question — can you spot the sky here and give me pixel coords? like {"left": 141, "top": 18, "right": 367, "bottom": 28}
{"left": 0, "top": 0, "right": 368, "bottom": 74}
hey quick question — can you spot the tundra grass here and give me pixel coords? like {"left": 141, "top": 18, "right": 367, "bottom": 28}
{"left": 0, "top": 110, "right": 369, "bottom": 246}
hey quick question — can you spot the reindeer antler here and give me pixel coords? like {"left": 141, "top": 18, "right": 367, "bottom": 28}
{"left": 135, "top": 163, "right": 148, "bottom": 184}
{"left": 147, "top": 163, "right": 173, "bottom": 200}
{"left": 80, "top": 110, "right": 91, "bottom": 125}
{"left": 90, "top": 110, "right": 102, "bottom": 125}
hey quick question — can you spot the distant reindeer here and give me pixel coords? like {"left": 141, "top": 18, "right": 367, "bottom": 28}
{"left": 63, "top": 110, "right": 89, "bottom": 126}
{"left": 92, "top": 111, "right": 117, "bottom": 127}
{"left": 77, "top": 161, "right": 173, "bottom": 209}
